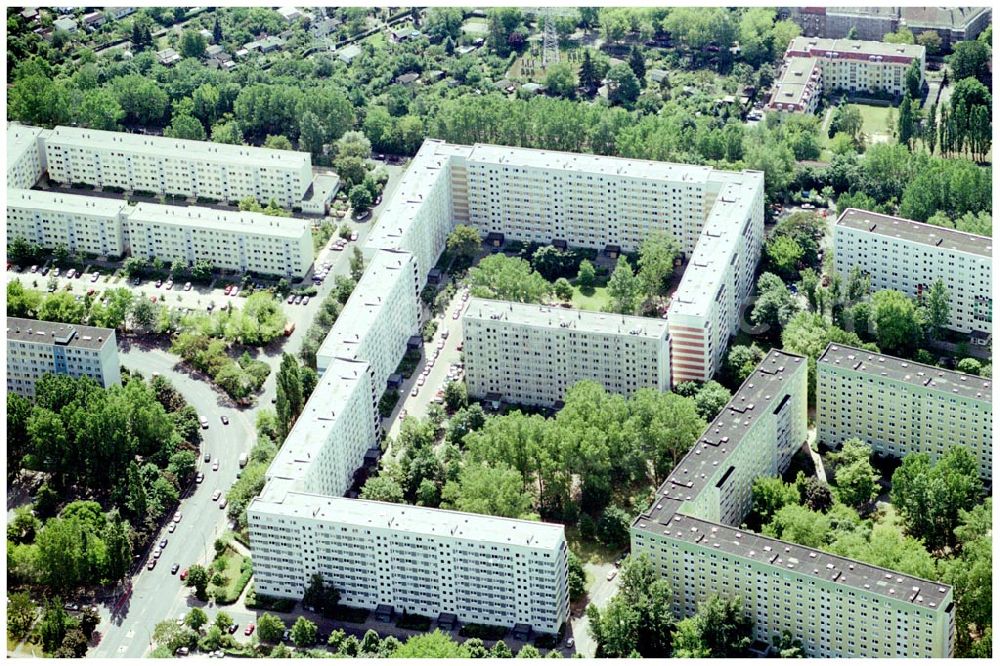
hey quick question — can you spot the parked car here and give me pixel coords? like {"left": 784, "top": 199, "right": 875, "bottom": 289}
{"left": 152, "top": 547, "right": 161, "bottom": 559}
{"left": 411, "top": 387, "right": 419, "bottom": 397}
{"left": 164, "top": 280, "right": 173, "bottom": 290}
{"left": 293, "top": 295, "right": 303, "bottom": 305}
{"left": 173, "top": 511, "right": 182, "bottom": 523}
{"left": 220, "top": 415, "right": 229, "bottom": 425}
{"left": 179, "top": 568, "right": 188, "bottom": 581}
{"left": 230, "top": 287, "right": 239, "bottom": 297}
{"left": 29, "top": 265, "right": 38, "bottom": 273}
{"left": 287, "top": 294, "right": 296, "bottom": 304}
{"left": 606, "top": 569, "right": 618, "bottom": 581}
{"left": 91, "top": 272, "right": 100, "bottom": 282}
{"left": 212, "top": 489, "right": 222, "bottom": 502}
{"left": 199, "top": 415, "right": 209, "bottom": 429}
{"left": 155, "top": 279, "right": 163, "bottom": 288}
{"left": 244, "top": 624, "right": 255, "bottom": 636}
{"left": 184, "top": 282, "right": 192, "bottom": 291}
{"left": 159, "top": 538, "right": 168, "bottom": 549}
{"left": 350, "top": 231, "right": 358, "bottom": 241}
{"left": 302, "top": 296, "right": 310, "bottom": 305}
{"left": 147, "top": 559, "right": 156, "bottom": 570}
{"left": 218, "top": 498, "right": 228, "bottom": 509}
{"left": 204, "top": 451, "right": 211, "bottom": 463}
{"left": 566, "top": 638, "right": 575, "bottom": 649}
{"left": 132, "top": 277, "right": 140, "bottom": 285}
{"left": 167, "top": 522, "right": 176, "bottom": 533}
{"left": 195, "top": 472, "right": 204, "bottom": 484}
{"left": 223, "top": 285, "right": 232, "bottom": 295}
{"left": 212, "top": 461, "right": 220, "bottom": 472}
{"left": 171, "top": 563, "right": 180, "bottom": 575}
{"left": 66, "top": 268, "right": 76, "bottom": 279}
{"left": 227, "top": 624, "right": 239, "bottom": 634}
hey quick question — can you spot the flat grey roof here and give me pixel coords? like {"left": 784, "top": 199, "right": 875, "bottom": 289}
{"left": 266, "top": 357, "right": 372, "bottom": 486}
{"left": 788, "top": 36, "right": 925, "bottom": 60}
{"left": 643, "top": 350, "right": 806, "bottom": 509}
{"left": 250, "top": 492, "right": 566, "bottom": 550}
{"left": 819, "top": 343, "right": 992, "bottom": 402}
{"left": 128, "top": 203, "right": 309, "bottom": 239}
{"left": 7, "top": 123, "right": 44, "bottom": 166}
{"left": 900, "top": 6, "right": 991, "bottom": 30}
{"left": 466, "top": 142, "right": 715, "bottom": 184}
{"left": 7, "top": 187, "right": 128, "bottom": 217}
{"left": 465, "top": 297, "right": 669, "bottom": 340}
{"left": 316, "top": 249, "right": 415, "bottom": 360}
{"left": 44, "top": 125, "right": 311, "bottom": 170}
{"left": 7, "top": 316, "right": 114, "bottom": 350}
{"left": 836, "top": 208, "right": 991, "bottom": 257}
{"left": 636, "top": 512, "right": 952, "bottom": 611}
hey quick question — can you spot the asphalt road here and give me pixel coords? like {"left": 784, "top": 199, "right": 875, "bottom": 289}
{"left": 88, "top": 161, "right": 406, "bottom": 658}
{"left": 386, "top": 287, "right": 469, "bottom": 439}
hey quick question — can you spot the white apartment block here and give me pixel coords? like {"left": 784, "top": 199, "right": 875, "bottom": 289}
{"left": 767, "top": 56, "right": 823, "bottom": 114}
{"left": 7, "top": 123, "right": 47, "bottom": 190}
{"left": 315, "top": 249, "right": 420, "bottom": 385}
{"left": 267, "top": 358, "right": 379, "bottom": 499}
{"left": 834, "top": 208, "right": 992, "bottom": 334}
{"left": 41, "top": 126, "right": 312, "bottom": 208}
{"left": 7, "top": 317, "right": 122, "bottom": 397}
{"left": 365, "top": 140, "right": 467, "bottom": 287}
{"left": 775, "top": 37, "right": 925, "bottom": 107}
{"left": 463, "top": 297, "right": 671, "bottom": 407}
{"left": 126, "top": 203, "right": 313, "bottom": 278}
{"left": 248, "top": 493, "right": 569, "bottom": 634}
{"left": 668, "top": 171, "right": 764, "bottom": 384}
{"left": 366, "top": 139, "right": 765, "bottom": 383}
{"left": 818, "top": 343, "right": 992, "bottom": 480}
{"left": 7, "top": 188, "right": 128, "bottom": 258}
{"left": 632, "top": 350, "right": 957, "bottom": 658}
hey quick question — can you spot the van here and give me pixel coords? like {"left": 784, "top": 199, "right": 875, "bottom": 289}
{"left": 238, "top": 453, "right": 248, "bottom": 468}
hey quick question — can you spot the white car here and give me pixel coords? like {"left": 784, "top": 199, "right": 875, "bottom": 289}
{"left": 212, "top": 489, "right": 222, "bottom": 502}
{"left": 152, "top": 547, "right": 162, "bottom": 559}
{"left": 411, "top": 386, "right": 419, "bottom": 397}
{"left": 90, "top": 272, "right": 99, "bottom": 282}
{"left": 417, "top": 377, "right": 425, "bottom": 386}
{"left": 173, "top": 512, "right": 182, "bottom": 523}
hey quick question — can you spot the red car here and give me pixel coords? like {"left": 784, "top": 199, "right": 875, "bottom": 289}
{"left": 223, "top": 285, "right": 232, "bottom": 295}
{"left": 244, "top": 623, "right": 255, "bottom": 636}
{"left": 179, "top": 568, "right": 188, "bottom": 581}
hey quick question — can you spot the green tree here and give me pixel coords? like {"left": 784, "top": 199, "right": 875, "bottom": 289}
{"left": 771, "top": 630, "right": 805, "bottom": 658}
{"left": 607, "top": 256, "right": 641, "bottom": 314}
{"left": 671, "top": 595, "right": 752, "bottom": 657}
{"left": 165, "top": 113, "right": 207, "bottom": 141}
{"left": 751, "top": 476, "right": 799, "bottom": 526}
{"left": 290, "top": 616, "right": 317, "bottom": 647}
{"left": 75, "top": 88, "right": 125, "bottom": 131}
{"left": 891, "top": 447, "right": 983, "bottom": 551}
{"left": 948, "top": 40, "right": 991, "bottom": 81}
{"left": 264, "top": 134, "right": 293, "bottom": 151}
{"left": 587, "top": 553, "right": 675, "bottom": 656}
{"left": 544, "top": 61, "right": 577, "bottom": 99}
{"left": 6, "top": 592, "right": 36, "bottom": 640}
{"left": 256, "top": 612, "right": 285, "bottom": 644}
{"left": 752, "top": 272, "right": 800, "bottom": 331}
{"left": 553, "top": 277, "right": 574, "bottom": 301}
{"left": 446, "top": 225, "right": 481, "bottom": 262}
{"left": 956, "top": 358, "right": 982, "bottom": 375}
{"left": 637, "top": 232, "right": 680, "bottom": 297}
{"left": 442, "top": 462, "right": 534, "bottom": 519}
{"left": 883, "top": 27, "right": 914, "bottom": 44}
{"left": 831, "top": 440, "right": 879, "bottom": 509}
{"left": 185, "top": 607, "right": 208, "bottom": 632}
{"left": 180, "top": 29, "right": 207, "bottom": 58}
{"left": 468, "top": 254, "right": 551, "bottom": 303}
{"left": 628, "top": 45, "right": 646, "bottom": 82}
{"left": 940, "top": 499, "right": 992, "bottom": 656}
{"left": 39, "top": 599, "right": 68, "bottom": 654}
{"left": 576, "top": 260, "right": 596, "bottom": 293}
{"left": 392, "top": 630, "right": 470, "bottom": 658}
{"left": 578, "top": 50, "right": 600, "bottom": 94}
{"left": 607, "top": 63, "right": 640, "bottom": 107}
{"left": 348, "top": 184, "right": 373, "bottom": 212}
{"left": 897, "top": 92, "right": 915, "bottom": 147}
{"left": 923, "top": 279, "right": 950, "bottom": 340}
{"left": 870, "top": 290, "right": 923, "bottom": 355}
{"left": 186, "top": 564, "right": 209, "bottom": 600}
{"left": 765, "top": 235, "right": 804, "bottom": 278}
{"left": 303, "top": 572, "right": 341, "bottom": 616}
{"left": 360, "top": 475, "right": 405, "bottom": 503}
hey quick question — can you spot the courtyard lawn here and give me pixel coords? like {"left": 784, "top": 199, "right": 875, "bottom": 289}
{"left": 570, "top": 286, "right": 611, "bottom": 312}
{"left": 850, "top": 103, "right": 894, "bottom": 143}
{"left": 208, "top": 547, "right": 253, "bottom": 605}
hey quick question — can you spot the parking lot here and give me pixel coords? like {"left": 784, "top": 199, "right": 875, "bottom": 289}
{"left": 386, "top": 285, "right": 471, "bottom": 440}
